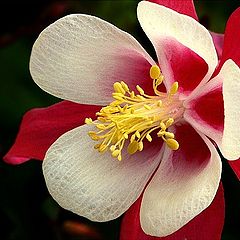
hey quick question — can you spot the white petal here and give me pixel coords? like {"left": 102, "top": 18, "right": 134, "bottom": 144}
{"left": 221, "top": 59, "right": 240, "bottom": 160}
{"left": 43, "top": 124, "right": 162, "bottom": 221}
{"left": 137, "top": 1, "right": 218, "bottom": 91}
{"left": 30, "top": 14, "right": 155, "bottom": 105}
{"left": 140, "top": 126, "right": 221, "bottom": 237}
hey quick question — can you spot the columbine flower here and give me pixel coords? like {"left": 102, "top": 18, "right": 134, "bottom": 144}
{"left": 4, "top": 1, "right": 240, "bottom": 238}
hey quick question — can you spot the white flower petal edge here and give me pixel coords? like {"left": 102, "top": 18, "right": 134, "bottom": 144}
{"left": 221, "top": 59, "right": 240, "bottom": 160}
{"left": 42, "top": 124, "right": 162, "bottom": 221}
{"left": 140, "top": 130, "right": 221, "bottom": 237}
{"left": 30, "top": 14, "right": 155, "bottom": 106}
{"left": 137, "top": 1, "right": 218, "bottom": 91}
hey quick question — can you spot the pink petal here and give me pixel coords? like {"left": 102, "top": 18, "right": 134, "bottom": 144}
{"left": 146, "top": 0, "right": 198, "bottom": 21}
{"left": 137, "top": 2, "right": 218, "bottom": 95}
{"left": 159, "top": 38, "right": 208, "bottom": 96}
{"left": 229, "top": 160, "right": 240, "bottom": 180}
{"left": 216, "top": 7, "right": 240, "bottom": 74}
{"left": 140, "top": 122, "right": 222, "bottom": 236}
{"left": 120, "top": 183, "right": 224, "bottom": 240}
{"left": 3, "top": 101, "right": 100, "bottom": 164}
{"left": 210, "top": 32, "right": 224, "bottom": 60}
{"left": 184, "top": 77, "right": 223, "bottom": 145}
{"left": 186, "top": 59, "right": 240, "bottom": 161}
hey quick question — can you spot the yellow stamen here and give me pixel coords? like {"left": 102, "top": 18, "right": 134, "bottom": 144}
{"left": 136, "top": 85, "right": 145, "bottom": 95}
{"left": 85, "top": 118, "right": 93, "bottom": 124}
{"left": 157, "top": 100, "right": 162, "bottom": 107}
{"left": 144, "top": 104, "right": 151, "bottom": 110}
{"left": 170, "top": 82, "right": 179, "bottom": 95}
{"left": 85, "top": 65, "right": 183, "bottom": 160}
{"left": 135, "top": 131, "right": 141, "bottom": 139}
{"left": 123, "top": 133, "right": 128, "bottom": 139}
{"left": 127, "top": 141, "right": 139, "bottom": 155}
{"left": 166, "top": 138, "right": 179, "bottom": 150}
{"left": 121, "top": 81, "right": 129, "bottom": 92}
{"left": 156, "top": 75, "right": 164, "bottom": 85}
{"left": 146, "top": 133, "right": 152, "bottom": 142}
{"left": 150, "top": 65, "right": 161, "bottom": 79}
{"left": 130, "top": 134, "right": 135, "bottom": 143}
{"left": 138, "top": 141, "right": 144, "bottom": 151}
{"left": 98, "top": 144, "right": 107, "bottom": 152}
{"left": 113, "top": 82, "right": 126, "bottom": 94}
{"left": 160, "top": 121, "right": 166, "bottom": 131}
{"left": 112, "top": 149, "right": 120, "bottom": 158}
{"left": 166, "top": 118, "right": 174, "bottom": 128}
{"left": 164, "top": 132, "right": 175, "bottom": 139}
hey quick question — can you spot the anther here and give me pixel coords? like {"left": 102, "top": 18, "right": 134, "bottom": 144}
{"left": 121, "top": 81, "right": 129, "bottom": 92}
{"left": 114, "top": 82, "right": 126, "bottom": 94}
{"left": 113, "top": 95, "right": 123, "bottom": 101}
{"left": 160, "top": 121, "right": 166, "bottom": 131}
{"left": 85, "top": 118, "right": 93, "bottom": 124}
{"left": 170, "top": 82, "right": 179, "bottom": 95}
{"left": 136, "top": 95, "right": 145, "bottom": 100}
{"left": 166, "top": 118, "right": 174, "bottom": 127}
{"left": 136, "top": 85, "right": 145, "bottom": 95}
{"left": 166, "top": 138, "right": 179, "bottom": 150}
{"left": 127, "top": 141, "right": 139, "bottom": 155}
{"left": 146, "top": 133, "right": 152, "bottom": 142}
{"left": 164, "top": 132, "right": 175, "bottom": 138}
{"left": 96, "top": 124, "right": 106, "bottom": 130}
{"left": 135, "top": 131, "right": 141, "bottom": 139}
{"left": 157, "top": 130, "right": 165, "bottom": 137}
{"left": 112, "top": 150, "right": 120, "bottom": 158}
{"left": 130, "top": 134, "right": 135, "bottom": 143}
{"left": 110, "top": 145, "right": 116, "bottom": 151}
{"left": 123, "top": 133, "right": 128, "bottom": 139}
{"left": 138, "top": 141, "right": 144, "bottom": 151}
{"left": 150, "top": 65, "right": 161, "bottom": 79}
{"left": 130, "top": 91, "right": 135, "bottom": 98}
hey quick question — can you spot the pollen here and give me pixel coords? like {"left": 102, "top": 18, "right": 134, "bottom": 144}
{"left": 85, "top": 65, "right": 184, "bottom": 161}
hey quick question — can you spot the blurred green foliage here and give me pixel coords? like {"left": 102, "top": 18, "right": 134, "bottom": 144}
{"left": 0, "top": 1, "right": 239, "bottom": 239}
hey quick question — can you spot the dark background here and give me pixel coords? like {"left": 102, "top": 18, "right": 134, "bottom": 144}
{"left": 0, "top": 1, "right": 239, "bottom": 239}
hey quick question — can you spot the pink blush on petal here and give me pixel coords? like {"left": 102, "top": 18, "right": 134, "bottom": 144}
{"left": 109, "top": 49, "right": 155, "bottom": 95}
{"left": 190, "top": 88, "right": 224, "bottom": 132}
{"left": 159, "top": 38, "right": 209, "bottom": 96}
{"left": 173, "top": 123, "right": 211, "bottom": 167}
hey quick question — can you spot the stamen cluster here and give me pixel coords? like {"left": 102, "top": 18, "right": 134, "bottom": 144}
{"left": 85, "top": 65, "right": 183, "bottom": 161}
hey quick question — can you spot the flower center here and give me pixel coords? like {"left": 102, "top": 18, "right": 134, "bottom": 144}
{"left": 85, "top": 65, "right": 184, "bottom": 161}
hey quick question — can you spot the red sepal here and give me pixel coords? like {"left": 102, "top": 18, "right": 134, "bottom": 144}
{"left": 216, "top": 7, "right": 240, "bottom": 74}
{"left": 4, "top": 101, "right": 100, "bottom": 164}
{"left": 229, "top": 160, "right": 240, "bottom": 180}
{"left": 120, "top": 183, "right": 224, "bottom": 240}
{"left": 147, "top": 0, "right": 198, "bottom": 21}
